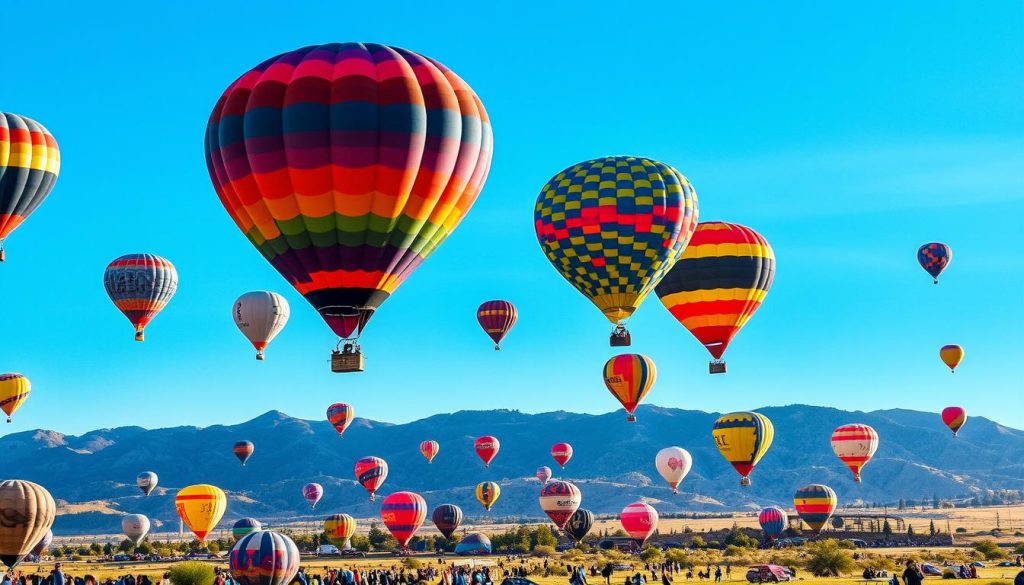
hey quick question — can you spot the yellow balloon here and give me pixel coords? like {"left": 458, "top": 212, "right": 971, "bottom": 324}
{"left": 175, "top": 484, "right": 226, "bottom": 542}
{"left": 0, "top": 374, "right": 31, "bottom": 423}
{"left": 324, "top": 514, "right": 356, "bottom": 546}
{"left": 475, "top": 481, "right": 501, "bottom": 511}
{"left": 711, "top": 411, "right": 774, "bottom": 486}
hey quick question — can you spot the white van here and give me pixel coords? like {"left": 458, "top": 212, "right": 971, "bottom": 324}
{"left": 317, "top": 544, "right": 341, "bottom": 556}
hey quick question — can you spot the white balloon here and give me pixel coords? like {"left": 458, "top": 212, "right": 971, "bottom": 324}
{"left": 655, "top": 446, "right": 693, "bottom": 493}
{"left": 233, "top": 291, "right": 290, "bottom": 360}
{"left": 122, "top": 513, "right": 151, "bottom": 546}
{"left": 536, "top": 466, "right": 552, "bottom": 484}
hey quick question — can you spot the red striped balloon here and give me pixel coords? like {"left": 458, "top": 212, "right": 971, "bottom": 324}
{"left": 233, "top": 441, "right": 254, "bottom": 466}
{"left": 475, "top": 436, "right": 500, "bottom": 467}
{"left": 831, "top": 424, "right": 879, "bottom": 482}
{"left": 103, "top": 254, "right": 178, "bottom": 341}
{"left": 620, "top": 502, "right": 659, "bottom": 546}
{"left": 551, "top": 443, "right": 573, "bottom": 469}
{"left": 477, "top": 300, "right": 518, "bottom": 350}
{"left": 354, "top": 456, "right": 388, "bottom": 501}
{"left": 380, "top": 491, "right": 427, "bottom": 547}
{"left": 230, "top": 530, "right": 300, "bottom": 585}
{"left": 941, "top": 406, "right": 967, "bottom": 437}
{"left": 538, "top": 480, "right": 581, "bottom": 528}
{"left": 603, "top": 354, "right": 657, "bottom": 422}
{"left": 326, "top": 403, "right": 355, "bottom": 437}
{"left": 420, "top": 440, "right": 439, "bottom": 463}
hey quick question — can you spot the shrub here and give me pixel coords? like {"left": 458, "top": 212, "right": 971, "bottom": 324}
{"left": 666, "top": 548, "right": 692, "bottom": 565}
{"left": 956, "top": 528, "right": 968, "bottom": 534}
{"left": 168, "top": 562, "right": 216, "bottom": 585}
{"left": 805, "top": 539, "right": 857, "bottom": 577}
{"left": 724, "top": 527, "right": 759, "bottom": 549}
{"left": 723, "top": 545, "right": 745, "bottom": 557}
{"left": 402, "top": 558, "right": 422, "bottom": 570}
{"left": 640, "top": 546, "right": 664, "bottom": 563}
{"left": 1014, "top": 543, "right": 1024, "bottom": 555}
{"left": 561, "top": 549, "right": 583, "bottom": 561}
{"left": 548, "top": 564, "right": 569, "bottom": 576}
{"left": 691, "top": 536, "right": 707, "bottom": 549}
{"left": 973, "top": 540, "right": 1008, "bottom": 560}
{"left": 942, "top": 570, "right": 957, "bottom": 579}
{"left": 533, "top": 545, "right": 555, "bottom": 557}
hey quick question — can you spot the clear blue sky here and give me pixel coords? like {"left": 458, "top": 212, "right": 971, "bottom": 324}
{"left": 2, "top": 1, "right": 1021, "bottom": 437}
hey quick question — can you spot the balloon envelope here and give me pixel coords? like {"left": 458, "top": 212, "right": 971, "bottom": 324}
{"left": 564, "top": 509, "right": 595, "bottom": 543}
{"left": 711, "top": 411, "right": 774, "bottom": 486}
{"left": 302, "top": 483, "right": 324, "bottom": 510}
{"left": 432, "top": 504, "right": 463, "bottom": 540}
{"left": 759, "top": 506, "right": 788, "bottom": 540}
{"left": 942, "top": 406, "right": 967, "bottom": 436}
{"left": 233, "top": 291, "right": 289, "bottom": 360}
{"left": 655, "top": 447, "right": 693, "bottom": 493}
{"left": 324, "top": 514, "right": 356, "bottom": 546}
{"left": 551, "top": 443, "right": 573, "bottom": 468}
{"left": 230, "top": 530, "right": 300, "bottom": 585}
{"left": 103, "top": 254, "right": 177, "bottom": 341}
{"left": 327, "top": 403, "right": 355, "bottom": 437}
{"left": 233, "top": 441, "right": 254, "bottom": 465}
{"left": 380, "top": 492, "right": 427, "bottom": 547}
{"left": 354, "top": 456, "right": 389, "bottom": 501}
{"left": 475, "top": 436, "right": 500, "bottom": 467}
{"left": 940, "top": 345, "right": 964, "bottom": 372}
{"left": 175, "top": 484, "right": 226, "bottom": 542}
{"left": 793, "top": 484, "right": 837, "bottom": 534}
{"left": 420, "top": 440, "right": 439, "bottom": 463}
{"left": 0, "top": 479, "right": 56, "bottom": 569}
{"left": 475, "top": 482, "right": 501, "bottom": 511}
{"left": 477, "top": 300, "right": 518, "bottom": 350}
{"left": 232, "top": 518, "right": 262, "bottom": 542}
{"left": 620, "top": 502, "right": 659, "bottom": 546}
{"left": 136, "top": 472, "right": 158, "bottom": 496}
{"left": 831, "top": 424, "right": 879, "bottom": 482}
{"left": 603, "top": 354, "right": 657, "bottom": 422}
{"left": 918, "top": 243, "right": 952, "bottom": 283}
{"left": 0, "top": 373, "right": 30, "bottom": 422}
{"left": 122, "top": 514, "right": 150, "bottom": 546}
{"left": 536, "top": 466, "right": 553, "bottom": 484}
{"left": 30, "top": 530, "right": 52, "bottom": 557}
{"left": 538, "top": 481, "right": 581, "bottom": 529}
{"left": 0, "top": 112, "right": 60, "bottom": 262}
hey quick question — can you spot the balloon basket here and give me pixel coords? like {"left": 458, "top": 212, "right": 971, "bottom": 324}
{"left": 626, "top": 414, "right": 637, "bottom": 423}
{"left": 331, "top": 346, "right": 364, "bottom": 373}
{"left": 709, "top": 361, "right": 727, "bottom": 374}
{"left": 740, "top": 477, "right": 751, "bottom": 487}
{"left": 610, "top": 326, "right": 631, "bottom": 347}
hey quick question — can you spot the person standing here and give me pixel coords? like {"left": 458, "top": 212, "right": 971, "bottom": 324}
{"left": 902, "top": 561, "right": 923, "bottom": 585}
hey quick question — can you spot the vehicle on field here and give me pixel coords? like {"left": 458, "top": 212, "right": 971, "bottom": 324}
{"left": 746, "top": 565, "right": 792, "bottom": 583}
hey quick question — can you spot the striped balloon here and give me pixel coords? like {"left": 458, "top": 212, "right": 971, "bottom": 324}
{"left": 230, "top": 530, "right": 300, "bottom": 585}
{"left": 30, "top": 530, "right": 52, "bottom": 557}
{"left": 476, "top": 300, "right": 518, "bottom": 350}
{"left": 538, "top": 480, "right": 581, "bottom": 528}
{"left": 711, "top": 411, "right": 774, "bottom": 486}
{"left": 326, "top": 403, "right": 355, "bottom": 437}
{"left": 205, "top": 43, "right": 493, "bottom": 348}
{"left": 0, "top": 480, "right": 56, "bottom": 569}
{"left": 793, "top": 484, "right": 837, "bottom": 534}
{"left": 536, "top": 466, "right": 552, "bottom": 484}
{"left": 354, "top": 456, "right": 388, "bottom": 501}
{"left": 941, "top": 406, "right": 967, "bottom": 437}
{"left": 233, "top": 441, "right": 254, "bottom": 466}
{"left": 918, "top": 242, "right": 952, "bottom": 284}
{"left": 419, "top": 440, "right": 439, "bottom": 463}
{"left": 620, "top": 502, "right": 659, "bottom": 546}
{"left": 380, "top": 491, "right": 427, "bottom": 547}
{"left": 603, "top": 354, "right": 657, "bottom": 422}
{"left": 323, "top": 514, "right": 356, "bottom": 546}
{"left": 475, "top": 481, "right": 501, "bottom": 511}
{"left": 175, "top": 484, "right": 226, "bottom": 542}
{"left": 232, "top": 518, "right": 261, "bottom": 541}
{"left": 939, "top": 344, "right": 964, "bottom": 373}
{"left": 431, "top": 504, "right": 463, "bottom": 540}
{"left": 0, "top": 113, "right": 60, "bottom": 263}
{"left": 758, "top": 506, "right": 788, "bottom": 540}
{"left": 302, "top": 483, "right": 323, "bottom": 510}
{"left": 103, "top": 254, "right": 178, "bottom": 341}
{"left": 0, "top": 373, "right": 30, "bottom": 423}
{"left": 831, "top": 424, "right": 879, "bottom": 482}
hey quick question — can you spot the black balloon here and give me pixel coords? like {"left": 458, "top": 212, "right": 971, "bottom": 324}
{"left": 564, "top": 508, "right": 594, "bottom": 543}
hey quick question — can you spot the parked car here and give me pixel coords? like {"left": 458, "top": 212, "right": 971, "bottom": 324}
{"left": 746, "top": 565, "right": 792, "bottom": 583}
{"left": 921, "top": 564, "right": 944, "bottom": 576}
{"left": 317, "top": 545, "right": 342, "bottom": 557}
{"left": 971, "top": 562, "right": 986, "bottom": 568}
{"left": 392, "top": 549, "right": 413, "bottom": 557}
{"left": 112, "top": 554, "right": 132, "bottom": 562}
{"left": 341, "top": 549, "right": 367, "bottom": 558}
{"left": 849, "top": 539, "right": 868, "bottom": 548}
{"left": 997, "top": 562, "right": 1017, "bottom": 567}
{"left": 613, "top": 564, "right": 632, "bottom": 571}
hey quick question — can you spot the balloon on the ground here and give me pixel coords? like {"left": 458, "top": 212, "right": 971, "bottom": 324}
{"left": 620, "top": 502, "right": 659, "bottom": 546}
{"left": 455, "top": 533, "right": 492, "bottom": 555}
{"left": 122, "top": 513, "right": 150, "bottom": 546}
{"left": 712, "top": 411, "right": 774, "bottom": 486}
{"left": 475, "top": 481, "right": 501, "bottom": 511}
{"left": 940, "top": 344, "right": 964, "bottom": 372}
{"left": 918, "top": 243, "right": 952, "bottom": 284}
{"left": 175, "top": 484, "right": 226, "bottom": 542}
{"left": 0, "top": 480, "right": 55, "bottom": 569}
{"left": 536, "top": 466, "right": 552, "bottom": 484}
{"left": 302, "top": 483, "right": 323, "bottom": 510}
{"left": 354, "top": 456, "right": 388, "bottom": 501}
{"left": 103, "top": 254, "right": 178, "bottom": 342}
{"left": 136, "top": 471, "right": 158, "bottom": 496}
{"left": 534, "top": 156, "right": 699, "bottom": 346}
{"left": 831, "top": 424, "right": 879, "bottom": 482}
{"left": 327, "top": 403, "right": 355, "bottom": 437}
{"left": 230, "top": 530, "right": 300, "bottom": 585}
{"left": 30, "top": 530, "right": 52, "bottom": 557}
{"left": 232, "top": 518, "right": 261, "bottom": 542}
{"left": 793, "top": 484, "right": 837, "bottom": 534}
{"left": 233, "top": 441, "right": 254, "bottom": 466}
{"left": 759, "top": 506, "right": 788, "bottom": 540}
{"left": 0, "top": 373, "right": 30, "bottom": 423}
{"left": 205, "top": 44, "right": 493, "bottom": 357}
{"left": 551, "top": 443, "right": 573, "bottom": 468}
{"left": 420, "top": 440, "right": 439, "bottom": 464}
{"left": 655, "top": 446, "right": 693, "bottom": 494}
{"left": 475, "top": 436, "right": 500, "bottom": 467}
{"left": 655, "top": 222, "right": 775, "bottom": 372}
{"left": 233, "top": 291, "right": 289, "bottom": 360}
{"left": 432, "top": 504, "right": 463, "bottom": 540}
{"left": 603, "top": 354, "right": 657, "bottom": 422}
{"left": 942, "top": 406, "right": 967, "bottom": 437}
{"left": 0, "top": 112, "right": 60, "bottom": 263}
{"left": 564, "top": 508, "right": 595, "bottom": 543}
{"left": 380, "top": 491, "right": 427, "bottom": 547}
{"left": 477, "top": 300, "right": 518, "bottom": 350}
{"left": 324, "top": 514, "right": 356, "bottom": 546}
{"left": 538, "top": 480, "right": 581, "bottom": 528}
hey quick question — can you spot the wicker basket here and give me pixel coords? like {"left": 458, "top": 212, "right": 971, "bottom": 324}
{"left": 709, "top": 361, "right": 727, "bottom": 375}
{"left": 331, "top": 350, "right": 365, "bottom": 373}
{"left": 610, "top": 329, "right": 632, "bottom": 347}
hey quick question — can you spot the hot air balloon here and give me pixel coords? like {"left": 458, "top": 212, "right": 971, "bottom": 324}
{"left": 564, "top": 508, "right": 595, "bottom": 543}
{"left": 655, "top": 222, "right": 775, "bottom": 374}
{"left": 538, "top": 480, "right": 581, "bottom": 528}
{"left": 233, "top": 441, "right": 254, "bottom": 466}
{"left": 175, "top": 484, "right": 226, "bottom": 542}
{"left": 0, "top": 480, "right": 55, "bottom": 569}
{"left": 232, "top": 518, "right": 262, "bottom": 542}
{"left": 420, "top": 440, "right": 439, "bottom": 464}
{"left": 122, "top": 514, "right": 150, "bottom": 546}
{"left": 536, "top": 466, "right": 553, "bottom": 484}
{"left": 327, "top": 403, "right": 355, "bottom": 437}
{"left": 758, "top": 506, "right": 787, "bottom": 541}
{"left": 712, "top": 411, "right": 774, "bottom": 486}
{"left": 324, "top": 514, "right": 356, "bottom": 547}
{"left": 940, "top": 345, "right": 964, "bottom": 372}
{"left": 831, "top": 424, "right": 879, "bottom": 482}
{"left": 475, "top": 481, "right": 501, "bottom": 511}
{"left": 603, "top": 354, "right": 657, "bottom": 422}
{"left": 30, "top": 530, "right": 52, "bottom": 558}
{"left": 918, "top": 243, "right": 952, "bottom": 284}
{"left": 205, "top": 43, "right": 493, "bottom": 371}
{"left": 301, "top": 483, "right": 324, "bottom": 510}
{"left": 354, "top": 456, "right": 388, "bottom": 501}
{"left": 535, "top": 156, "right": 699, "bottom": 346}
{"left": 230, "top": 530, "right": 300, "bottom": 585}
{"left": 0, "top": 112, "right": 60, "bottom": 263}
{"left": 380, "top": 492, "right": 427, "bottom": 548}
{"left": 0, "top": 373, "right": 30, "bottom": 423}
{"left": 942, "top": 406, "right": 967, "bottom": 437}
{"left": 477, "top": 300, "right": 518, "bottom": 350}
{"left": 136, "top": 472, "right": 158, "bottom": 496}
{"left": 103, "top": 254, "right": 178, "bottom": 341}
{"left": 655, "top": 446, "right": 693, "bottom": 494}
{"left": 233, "top": 291, "right": 290, "bottom": 360}
{"left": 620, "top": 502, "right": 659, "bottom": 547}
{"left": 475, "top": 436, "right": 500, "bottom": 467}
{"left": 551, "top": 443, "right": 573, "bottom": 469}
{"left": 432, "top": 505, "right": 463, "bottom": 540}
{"left": 793, "top": 484, "right": 837, "bottom": 534}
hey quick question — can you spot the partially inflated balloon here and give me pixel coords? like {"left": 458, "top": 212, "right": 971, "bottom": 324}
{"left": 327, "top": 403, "right": 355, "bottom": 437}
{"left": 103, "top": 254, "right": 177, "bottom": 341}
{"left": 0, "top": 479, "right": 55, "bottom": 569}
{"left": 302, "top": 483, "right": 324, "bottom": 510}
{"left": 232, "top": 518, "right": 262, "bottom": 542}
{"left": 233, "top": 291, "right": 289, "bottom": 360}
{"left": 230, "top": 530, "right": 300, "bottom": 585}
{"left": 564, "top": 509, "right": 594, "bottom": 543}
{"left": 122, "top": 514, "right": 150, "bottom": 546}
{"left": 535, "top": 156, "right": 699, "bottom": 345}
{"left": 793, "top": 484, "right": 837, "bottom": 534}
{"left": 655, "top": 446, "right": 693, "bottom": 494}
{"left": 942, "top": 406, "right": 967, "bottom": 437}
{"left": 712, "top": 411, "right": 774, "bottom": 486}
{"left": 30, "top": 530, "right": 52, "bottom": 557}
{"left": 0, "top": 373, "right": 30, "bottom": 423}
{"left": 831, "top": 424, "right": 879, "bottom": 482}
{"left": 477, "top": 300, "right": 518, "bottom": 350}
{"left": 918, "top": 243, "right": 952, "bottom": 284}
{"left": 205, "top": 44, "right": 493, "bottom": 357}
{"left": 620, "top": 502, "right": 659, "bottom": 547}
{"left": 380, "top": 492, "right": 427, "bottom": 547}
{"left": 551, "top": 443, "right": 573, "bottom": 469}
{"left": 475, "top": 436, "right": 500, "bottom": 467}
{"left": 136, "top": 472, "right": 158, "bottom": 496}
{"left": 758, "top": 506, "right": 787, "bottom": 541}
{"left": 420, "top": 440, "right": 439, "bottom": 463}
{"left": 538, "top": 481, "right": 581, "bottom": 529}
{"left": 234, "top": 441, "right": 254, "bottom": 466}
{"left": 603, "top": 354, "right": 657, "bottom": 422}
{"left": 475, "top": 481, "right": 501, "bottom": 511}
{"left": 354, "top": 456, "right": 388, "bottom": 501}
{"left": 175, "top": 484, "right": 226, "bottom": 542}
{"left": 940, "top": 345, "right": 964, "bottom": 373}
{"left": 0, "top": 113, "right": 60, "bottom": 263}
{"left": 536, "top": 466, "right": 552, "bottom": 484}
{"left": 324, "top": 514, "right": 356, "bottom": 546}
{"left": 432, "top": 504, "right": 463, "bottom": 540}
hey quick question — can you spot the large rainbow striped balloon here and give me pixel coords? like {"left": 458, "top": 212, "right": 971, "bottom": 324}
{"left": 380, "top": 491, "right": 427, "bottom": 547}
{"left": 230, "top": 530, "right": 300, "bottom": 585}
{"left": 102, "top": 254, "right": 178, "bottom": 342}
{"left": 205, "top": 43, "right": 493, "bottom": 347}
{"left": 1, "top": 113, "right": 60, "bottom": 263}
{"left": 793, "top": 484, "right": 837, "bottom": 534}
{"left": 603, "top": 354, "right": 657, "bottom": 422}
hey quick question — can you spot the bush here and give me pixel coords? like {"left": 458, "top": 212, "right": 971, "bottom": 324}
{"left": 402, "top": 558, "right": 422, "bottom": 570}
{"left": 561, "top": 549, "right": 583, "bottom": 561}
{"left": 666, "top": 548, "right": 692, "bottom": 565}
{"left": 973, "top": 540, "right": 1008, "bottom": 560}
{"left": 168, "top": 562, "right": 216, "bottom": 585}
{"left": 1014, "top": 543, "right": 1024, "bottom": 555}
{"left": 533, "top": 545, "right": 555, "bottom": 557}
{"left": 942, "top": 570, "right": 958, "bottom": 579}
{"left": 691, "top": 536, "right": 707, "bottom": 549}
{"left": 548, "top": 564, "right": 569, "bottom": 576}
{"left": 723, "top": 545, "right": 745, "bottom": 557}
{"left": 640, "top": 546, "right": 664, "bottom": 563}
{"left": 956, "top": 528, "right": 968, "bottom": 533}
{"left": 723, "top": 527, "right": 759, "bottom": 549}
{"left": 805, "top": 539, "right": 857, "bottom": 577}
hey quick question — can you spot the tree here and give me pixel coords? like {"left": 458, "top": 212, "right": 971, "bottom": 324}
{"left": 367, "top": 522, "right": 397, "bottom": 551}
{"left": 898, "top": 499, "right": 906, "bottom": 511}
{"left": 929, "top": 520, "right": 936, "bottom": 536}
{"left": 723, "top": 527, "right": 758, "bottom": 549}
{"left": 907, "top": 525, "right": 915, "bottom": 538}
{"left": 973, "top": 540, "right": 1008, "bottom": 561}
{"left": 805, "top": 539, "right": 856, "bottom": 577}
{"left": 89, "top": 543, "right": 103, "bottom": 556}
{"left": 640, "top": 546, "right": 664, "bottom": 563}
{"left": 103, "top": 543, "right": 114, "bottom": 556}
{"left": 137, "top": 543, "right": 152, "bottom": 556}
{"left": 932, "top": 494, "right": 941, "bottom": 509}
{"left": 882, "top": 520, "right": 893, "bottom": 538}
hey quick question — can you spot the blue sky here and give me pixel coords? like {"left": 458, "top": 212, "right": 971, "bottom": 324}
{"left": 2, "top": 1, "right": 1021, "bottom": 437}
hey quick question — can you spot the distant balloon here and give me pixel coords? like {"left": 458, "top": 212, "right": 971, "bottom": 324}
{"left": 538, "top": 480, "right": 581, "bottom": 529}
{"left": 302, "top": 483, "right": 323, "bottom": 510}
{"left": 324, "top": 514, "right": 356, "bottom": 547}
{"left": 233, "top": 291, "right": 290, "bottom": 360}
{"left": 477, "top": 300, "right": 518, "bottom": 350}
{"left": 918, "top": 243, "right": 952, "bottom": 284}
{"left": 475, "top": 481, "right": 501, "bottom": 511}
{"left": 232, "top": 518, "right": 262, "bottom": 542}
{"left": 475, "top": 436, "right": 500, "bottom": 467}
{"left": 122, "top": 514, "right": 150, "bottom": 546}
{"left": 711, "top": 411, "right": 774, "bottom": 486}
{"left": 354, "top": 456, "right": 389, "bottom": 502}
{"left": 939, "top": 344, "right": 964, "bottom": 373}
{"left": 620, "top": 502, "right": 659, "bottom": 547}
{"left": 380, "top": 492, "right": 427, "bottom": 548}
{"left": 0, "top": 373, "right": 30, "bottom": 423}
{"left": 831, "top": 424, "right": 879, "bottom": 482}
{"left": 327, "top": 403, "right": 355, "bottom": 437}
{"left": 536, "top": 466, "right": 553, "bottom": 484}
{"left": 175, "top": 484, "right": 226, "bottom": 542}
{"left": 103, "top": 254, "right": 178, "bottom": 341}
{"left": 0, "top": 112, "right": 60, "bottom": 263}
{"left": 0, "top": 479, "right": 56, "bottom": 569}
{"left": 551, "top": 443, "right": 573, "bottom": 469}
{"left": 420, "top": 440, "right": 440, "bottom": 464}
{"left": 793, "top": 484, "right": 838, "bottom": 534}
{"left": 758, "top": 506, "right": 788, "bottom": 541}
{"left": 432, "top": 504, "right": 463, "bottom": 540}
{"left": 230, "top": 530, "right": 300, "bottom": 585}
{"left": 603, "top": 354, "right": 657, "bottom": 422}
{"left": 233, "top": 441, "right": 254, "bottom": 466}
{"left": 655, "top": 447, "right": 693, "bottom": 494}
{"left": 136, "top": 472, "right": 158, "bottom": 496}
{"left": 942, "top": 406, "right": 968, "bottom": 437}
{"left": 564, "top": 508, "right": 595, "bottom": 543}
{"left": 30, "top": 530, "right": 52, "bottom": 558}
